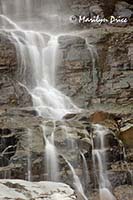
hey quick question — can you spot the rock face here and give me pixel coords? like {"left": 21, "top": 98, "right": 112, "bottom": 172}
{"left": 0, "top": 33, "right": 33, "bottom": 108}
{"left": 57, "top": 27, "right": 133, "bottom": 108}
{"left": 0, "top": 109, "right": 132, "bottom": 196}
{"left": 57, "top": 35, "right": 92, "bottom": 107}
{"left": 0, "top": 33, "right": 16, "bottom": 70}
{"left": 69, "top": 0, "right": 132, "bottom": 29}
{"left": 0, "top": 111, "right": 92, "bottom": 183}
{"left": 0, "top": 179, "right": 77, "bottom": 200}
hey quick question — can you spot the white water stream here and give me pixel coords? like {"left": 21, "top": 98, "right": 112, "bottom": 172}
{"left": 42, "top": 124, "right": 59, "bottom": 182}
{"left": 80, "top": 152, "right": 89, "bottom": 191}
{"left": 92, "top": 124, "right": 116, "bottom": 200}
{"left": 27, "top": 129, "right": 32, "bottom": 182}
{"left": 63, "top": 156, "right": 88, "bottom": 200}
{"left": 0, "top": 11, "right": 85, "bottom": 198}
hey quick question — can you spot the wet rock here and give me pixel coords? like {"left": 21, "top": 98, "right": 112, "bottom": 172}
{"left": 4, "top": 107, "right": 38, "bottom": 117}
{"left": 0, "top": 33, "right": 33, "bottom": 108}
{"left": 63, "top": 111, "right": 90, "bottom": 123}
{"left": 0, "top": 115, "right": 92, "bottom": 182}
{"left": 0, "top": 33, "right": 17, "bottom": 72}
{"left": 63, "top": 113, "right": 78, "bottom": 120}
{"left": 0, "top": 75, "right": 32, "bottom": 107}
{"left": 78, "top": 137, "right": 92, "bottom": 154}
{"left": 0, "top": 128, "right": 18, "bottom": 167}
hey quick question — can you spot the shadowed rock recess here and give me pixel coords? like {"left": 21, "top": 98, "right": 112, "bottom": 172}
{"left": 0, "top": 0, "right": 133, "bottom": 200}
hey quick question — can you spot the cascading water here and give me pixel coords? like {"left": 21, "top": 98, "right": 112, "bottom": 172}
{"left": 42, "top": 123, "right": 59, "bottom": 182}
{"left": 85, "top": 39, "right": 99, "bottom": 95}
{"left": 1, "top": 0, "right": 70, "bottom": 32}
{"left": 0, "top": 12, "right": 83, "bottom": 198}
{"left": 63, "top": 156, "right": 88, "bottom": 200}
{"left": 80, "top": 152, "right": 89, "bottom": 192}
{"left": 0, "top": 17, "right": 78, "bottom": 119}
{"left": 27, "top": 129, "right": 32, "bottom": 181}
{"left": 0, "top": 13, "right": 96, "bottom": 199}
{"left": 92, "top": 124, "right": 116, "bottom": 200}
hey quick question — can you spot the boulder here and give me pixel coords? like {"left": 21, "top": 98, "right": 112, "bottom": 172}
{"left": 0, "top": 179, "right": 77, "bottom": 200}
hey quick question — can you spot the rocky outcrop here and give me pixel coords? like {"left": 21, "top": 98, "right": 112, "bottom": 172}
{"left": 0, "top": 179, "right": 77, "bottom": 200}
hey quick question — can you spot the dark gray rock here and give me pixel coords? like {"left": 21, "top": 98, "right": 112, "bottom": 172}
{"left": 0, "top": 33, "right": 33, "bottom": 108}
{"left": 114, "top": 1, "right": 133, "bottom": 18}
{"left": 0, "top": 75, "right": 32, "bottom": 107}
{"left": 56, "top": 27, "right": 133, "bottom": 108}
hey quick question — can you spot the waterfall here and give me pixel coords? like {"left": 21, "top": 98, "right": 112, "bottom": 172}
{"left": 0, "top": 0, "right": 4, "bottom": 15}
{"left": 63, "top": 156, "right": 88, "bottom": 200}
{"left": 0, "top": 14, "right": 20, "bottom": 29}
{"left": 80, "top": 152, "right": 89, "bottom": 191}
{"left": 0, "top": 13, "right": 82, "bottom": 193}
{"left": 85, "top": 39, "right": 99, "bottom": 95}
{"left": 92, "top": 124, "right": 116, "bottom": 200}
{"left": 0, "top": 15, "right": 78, "bottom": 119}
{"left": 1, "top": 0, "right": 70, "bottom": 32}
{"left": 42, "top": 124, "right": 59, "bottom": 182}
{"left": 0, "top": 2, "right": 124, "bottom": 199}
{"left": 27, "top": 129, "right": 32, "bottom": 181}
